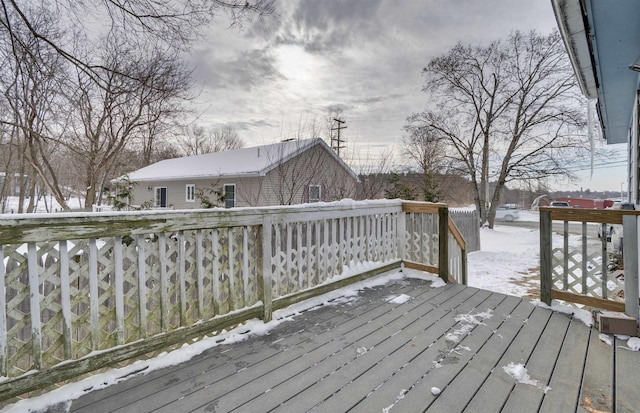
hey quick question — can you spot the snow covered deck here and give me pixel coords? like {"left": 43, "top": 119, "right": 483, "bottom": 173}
{"left": 63, "top": 274, "right": 640, "bottom": 413}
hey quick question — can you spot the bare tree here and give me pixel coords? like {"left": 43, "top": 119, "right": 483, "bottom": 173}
{"left": 0, "top": 1, "right": 274, "bottom": 89}
{"left": 341, "top": 146, "right": 393, "bottom": 200}
{"left": 408, "top": 30, "right": 587, "bottom": 227}
{"left": 0, "top": 7, "right": 70, "bottom": 211}
{"left": 63, "top": 38, "right": 192, "bottom": 208}
{"left": 179, "top": 125, "right": 244, "bottom": 156}
{"left": 402, "top": 125, "right": 447, "bottom": 202}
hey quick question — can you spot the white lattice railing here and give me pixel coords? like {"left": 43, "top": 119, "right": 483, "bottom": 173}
{"left": 539, "top": 207, "right": 640, "bottom": 314}
{"left": 0, "top": 199, "right": 466, "bottom": 402}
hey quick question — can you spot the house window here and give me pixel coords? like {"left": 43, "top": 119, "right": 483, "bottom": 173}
{"left": 224, "top": 184, "right": 235, "bottom": 208}
{"left": 155, "top": 187, "right": 167, "bottom": 208}
{"left": 309, "top": 184, "right": 321, "bottom": 203}
{"left": 186, "top": 184, "right": 195, "bottom": 202}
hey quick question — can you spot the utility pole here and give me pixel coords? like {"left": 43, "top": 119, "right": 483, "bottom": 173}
{"left": 331, "top": 117, "right": 347, "bottom": 157}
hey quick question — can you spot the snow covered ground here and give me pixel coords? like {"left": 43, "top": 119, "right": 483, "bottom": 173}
{"left": 2, "top": 208, "right": 638, "bottom": 412}
{"left": 2, "top": 196, "right": 83, "bottom": 214}
{"left": 467, "top": 225, "right": 541, "bottom": 299}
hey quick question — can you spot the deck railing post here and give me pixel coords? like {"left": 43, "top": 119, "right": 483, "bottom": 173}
{"left": 540, "top": 209, "right": 552, "bottom": 306}
{"left": 398, "top": 210, "right": 406, "bottom": 263}
{"left": 438, "top": 206, "right": 449, "bottom": 282}
{"left": 461, "top": 245, "right": 467, "bottom": 285}
{"left": 623, "top": 215, "right": 639, "bottom": 321}
{"left": 261, "top": 215, "right": 273, "bottom": 322}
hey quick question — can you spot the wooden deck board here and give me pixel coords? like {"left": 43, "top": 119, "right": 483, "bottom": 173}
{"left": 234, "top": 285, "right": 472, "bottom": 412}
{"left": 73, "top": 280, "right": 412, "bottom": 412}
{"left": 538, "top": 318, "right": 590, "bottom": 412}
{"left": 462, "top": 306, "right": 554, "bottom": 412}
{"left": 410, "top": 298, "right": 536, "bottom": 413}
{"left": 173, "top": 283, "right": 464, "bottom": 412}
{"left": 501, "top": 311, "right": 571, "bottom": 413}
{"left": 578, "top": 329, "right": 614, "bottom": 413}
{"left": 274, "top": 287, "right": 489, "bottom": 413}
{"left": 109, "top": 279, "right": 449, "bottom": 412}
{"left": 387, "top": 292, "right": 521, "bottom": 412}
{"left": 54, "top": 275, "right": 640, "bottom": 413}
{"left": 616, "top": 336, "right": 640, "bottom": 413}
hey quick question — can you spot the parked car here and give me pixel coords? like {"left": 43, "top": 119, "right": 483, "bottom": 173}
{"left": 597, "top": 202, "right": 634, "bottom": 241}
{"left": 550, "top": 201, "right": 570, "bottom": 207}
{"left": 495, "top": 207, "right": 519, "bottom": 222}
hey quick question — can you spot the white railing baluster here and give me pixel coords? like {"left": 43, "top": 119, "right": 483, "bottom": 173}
{"left": 296, "top": 223, "right": 303, "bottom": 289}
{"left": 343, "top": 217, "right": 355, "bottom": 267}
{"left": 242, "top": 226, "right": 250, "bottom": 306}
{"left": 196, "top": 230, "right": 204, "bottom": 317}
{"left": 323, "top": 219, "right": 329, "bottom": 280}
{"left": 178, "top": 231, "right": 187, "bottom": 325}
{"left": 114, "top": 236, "right": 124, "bottom": 345}
{"left": 58, "top": 241, "right": 72, "bottom": 359}
{"left": 261, "top": 215, "right": 273, "bottom": 322}
{"left": 158, "top": 233, "right": 168, "bottom": 331}
{"left": 27, "top": 242, "right": 42, "bottom": 369}
{"left": 332, "top": 219, "right": 339, "bottom": 275}
{"left": 315, "top": 220, "right": 321, "bottom": 284}
{"left": 137, "top": 235, "right": 148, "bottom": 337}
{"left": 88, "top": 238, "right": 99, "bottom": 349}
{"left": 275, "top": 223, "right": 282, "bottom": 296}
{"left": 306, "top": 221, "right": 312, "bottom": 288}
{"left": 228, "top": 228, "right": 235, "bottom": 309}
{"left": 286, "top": 222, "right": 292, "bottom": 293}
{"left": 212, "top": 230, "right": 220, "bottom": 314}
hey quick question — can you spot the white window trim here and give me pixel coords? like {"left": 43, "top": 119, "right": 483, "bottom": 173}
{"left": 309, "top": 184, "right": 321, "bottom": 203}
{"left": 186, "top": 184, "right": 195, "bottom": 202}
{"left": 224, "top": 183, "right": 236, "bottom": 208}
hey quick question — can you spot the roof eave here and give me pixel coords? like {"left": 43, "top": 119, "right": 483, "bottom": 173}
{"left": 551, "top": 0, "right": 598, "bottom": 99}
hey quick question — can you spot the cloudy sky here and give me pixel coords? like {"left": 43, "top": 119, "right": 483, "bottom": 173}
{"left": 186, "top": 0, "right": 626, "bottom": 192}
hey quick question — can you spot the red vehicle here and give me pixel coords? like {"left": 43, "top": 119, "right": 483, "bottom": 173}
{"left": 553, "top": 198, "right": 614, "bottom": 209}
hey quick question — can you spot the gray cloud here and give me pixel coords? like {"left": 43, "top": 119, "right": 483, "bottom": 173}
{"left": 192, "top": 47, "right": 282, "bottom": 91}
{"left": 352, "top": 93, "right": 406, "bottom": 105}
{"left": 222, "top": 119, "right": 277, "bottom": 131}
{"left": 273, "top": 0, "right": 384, "bottom": 53}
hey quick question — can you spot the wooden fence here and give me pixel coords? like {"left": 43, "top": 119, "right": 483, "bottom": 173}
{"left": 539, "top": 207, "right": 640, "bottom": 316}
{"left": 450, "top": 209, "right": 480, "bottom": 252}
{"left": 0, "top": 200, "right": 466, "bottom": 402}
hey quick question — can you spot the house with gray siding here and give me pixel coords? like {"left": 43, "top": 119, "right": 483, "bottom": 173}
{"left": 119, "top": 138, "right": 359, "bottom": 209}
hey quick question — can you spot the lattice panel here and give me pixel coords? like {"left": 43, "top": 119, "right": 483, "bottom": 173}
{"left": 38, "top": 242, "right": 65, "bottom": 367}
{"left": 244, "top": 226, "right": 260, "bottom": 306}
{"left": 144, "top": 239, "right": 163, "bottom": 336}
{"left": 121, "top": 238, "right": 141, "bottom": 344}
{"left": 164, "top": 236, "right": 181, "bottom": 330}
{"left": 183, "top": 231, "right": 199, "bottom": 323}
{"left": 404, "top": 213, "right": 439, "bottom": 265}
{"left": 67, "top": 240, "right": 92, "bottom": 358}
{"left": 551, "top": 248, "right": 621, "bottom": 299}
{"left": 213, "top": 228, "right": 231, "bottom": 315}
{"left": 4, "top": 244, "right": 33, "bottom": 376}
{"left": 200, "top": 231, "right": 215, "bottom": 320}
{"left": 96, "top": 239, "right": 118, "bottom": 349}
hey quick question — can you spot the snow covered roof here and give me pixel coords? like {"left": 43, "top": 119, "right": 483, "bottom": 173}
{"left": 120, "top": 138, "right": 358, "bottom": 182}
